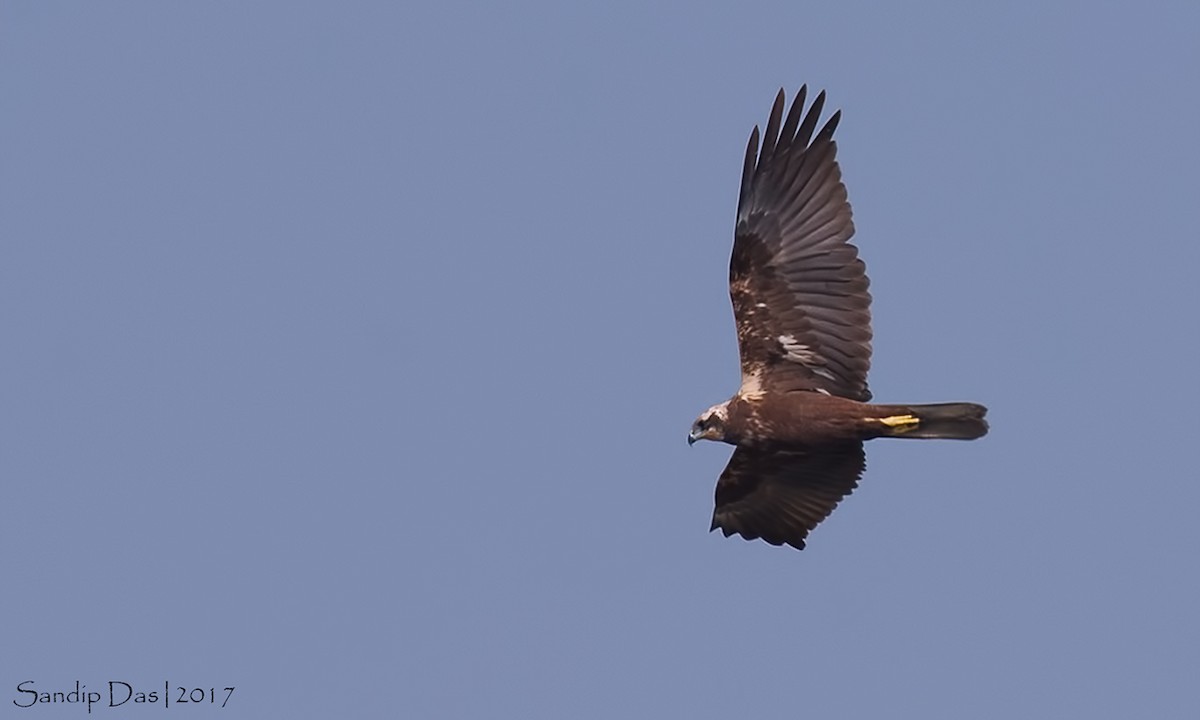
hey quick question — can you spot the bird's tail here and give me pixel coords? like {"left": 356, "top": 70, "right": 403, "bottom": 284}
{"left": 876, "top": 402, "right": 988, "bottom": 440}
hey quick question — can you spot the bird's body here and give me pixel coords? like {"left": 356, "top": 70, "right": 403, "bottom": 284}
{"left": 690, "top": 86, "right": 988, "bottom": 550}
{"left": 712, "top": 393, "right": 986, "bottom": 448}
{"left": 724, "top": 392, "right": 877, "bottom": 447}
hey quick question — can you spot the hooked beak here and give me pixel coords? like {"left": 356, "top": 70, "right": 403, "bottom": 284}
{"left": 687, "top": 429, "right": 700, "bottom": 446}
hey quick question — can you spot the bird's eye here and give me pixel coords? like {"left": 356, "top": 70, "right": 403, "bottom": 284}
{"left": 698, "top": 417, "right": 708, "bottom": 429}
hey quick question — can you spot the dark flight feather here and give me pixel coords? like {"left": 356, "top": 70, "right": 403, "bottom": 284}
{"left": 731, "top": 86, "right": 871, "bottom": 401}
{"left": 712, "top": 443, "right": 866, "bottom": 550}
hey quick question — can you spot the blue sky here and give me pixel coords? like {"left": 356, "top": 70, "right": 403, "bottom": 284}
{"left": 3, "top": 2, "right": 1198, "bottom": 717}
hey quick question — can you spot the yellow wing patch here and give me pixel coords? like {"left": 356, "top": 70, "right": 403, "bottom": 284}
{"left": 877, "top": 414, "right": 920, "bottom": 434}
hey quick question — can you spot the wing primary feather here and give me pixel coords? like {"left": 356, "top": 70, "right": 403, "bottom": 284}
{"left": 820, "top": 110, "right": 842, "bottom": 138}
{"left": 737, "top": 126, "right": 760, "bottom": 216}
{"left": 795, "top": 90, "right": 827, "bottom": 148}
{"left": 778, "top": 85, "right": 808, "bottom": 153}
{"left": 758, "top": 89, "right": 786, "bottom": 166}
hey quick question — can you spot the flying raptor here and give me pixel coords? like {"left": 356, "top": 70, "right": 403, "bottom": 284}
{"left": 689, "top": 87, "right": 988, "bottom": 550}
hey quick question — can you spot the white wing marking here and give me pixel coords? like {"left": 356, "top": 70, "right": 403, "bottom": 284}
{"left": 738, "top": 366, "right": 766, "bottom": 401}
{"left": 777, "top": 334, "right": 837, "bottom": 382}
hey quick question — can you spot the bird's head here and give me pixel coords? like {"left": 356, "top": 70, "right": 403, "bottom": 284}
{"left": 689, "top": 402, "right": 730, "bottom": 445}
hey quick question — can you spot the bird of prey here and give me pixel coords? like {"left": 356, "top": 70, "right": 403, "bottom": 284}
{"left": 688, "top": 87, "right": 988, "bottom": 551}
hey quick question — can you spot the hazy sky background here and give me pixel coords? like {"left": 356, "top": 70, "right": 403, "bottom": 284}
{"left": 3, "top": 2, "right": 1199, "bottom": 717}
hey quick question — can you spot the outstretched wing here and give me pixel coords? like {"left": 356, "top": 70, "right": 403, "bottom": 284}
{"left": 711, "top": 443, "right": 866, "bottom": 550}
{"left": 731, "top": 87, "right": 872, "bottom": 401}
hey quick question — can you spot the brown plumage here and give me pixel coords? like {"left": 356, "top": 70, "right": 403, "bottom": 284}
{"left": 688, "top": 87, "right": 988, "bottom": 550}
